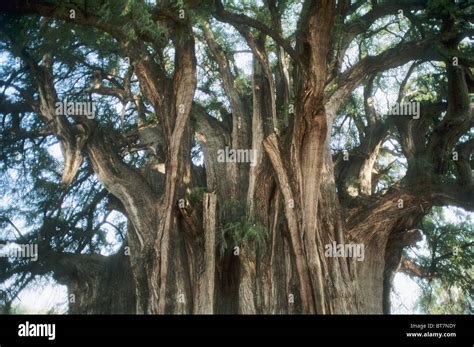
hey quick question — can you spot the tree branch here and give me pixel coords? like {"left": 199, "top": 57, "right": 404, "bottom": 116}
{"left": 213, "top": 0, "right": 298, "bottom": 62}
{"left": 399, "top": 258, "right": 436, "bottom": 279}
{"left": 326, "top": 38, "right": 439, "bottom": 118}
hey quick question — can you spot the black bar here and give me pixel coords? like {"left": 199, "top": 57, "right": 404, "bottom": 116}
{"left": 0, "top": 315, "right": 472, "bottom": 345}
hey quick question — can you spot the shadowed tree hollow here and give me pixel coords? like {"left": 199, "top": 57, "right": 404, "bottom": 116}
{"left": 0, "top": 0, "right": 472, "bottom": 314}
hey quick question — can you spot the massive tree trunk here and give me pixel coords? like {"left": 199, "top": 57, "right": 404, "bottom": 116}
{"left": 53, "top": 249, "right": 137, "bottom": 314}
{"left": 1, "top": 0, "right": 472, "bottom": 315}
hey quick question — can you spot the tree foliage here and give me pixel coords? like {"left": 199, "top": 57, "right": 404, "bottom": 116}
{"left": 0, "top": 0, "right": 472, "bottom": 314}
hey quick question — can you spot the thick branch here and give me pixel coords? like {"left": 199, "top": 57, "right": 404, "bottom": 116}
{"left": 213, "top": 0, "right": 298, "bottom": 62}
{"left": 428, "top": 65, "right": 473, "bottom": 175}
{"left": 326, "top": 38, "right": 439, "bottom": 117}
{"left": 455, "top": 139, "right": 474, "bottom": 185}
{"left": 399, "top": 258, "right": 436, "bottom": 279}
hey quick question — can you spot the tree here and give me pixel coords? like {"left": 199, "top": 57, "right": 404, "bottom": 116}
{"left": 399, "top": 207, "right": 473, "bottom": 314}
{"left": 0, "top": 0, "right": 472, "bottom": 314}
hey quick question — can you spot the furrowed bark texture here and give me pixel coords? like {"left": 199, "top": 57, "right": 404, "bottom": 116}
{"left": 1, "top": 0, "right": 472, "bottom": 315}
